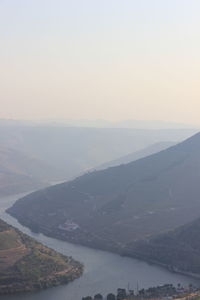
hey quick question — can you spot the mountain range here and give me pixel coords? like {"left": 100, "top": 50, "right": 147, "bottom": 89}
{"left": 0, "top": 147, "right": 57, "bottom": 195}
{"left": 8, "top": 132, "right": 200, "bottom": 257}
{"left": 39, "top": 119, "right": 198, "bottom": 130}
{"left": 96, "top": 141, "right": 175, "bottom": 170}
{"left": 0, "top": 121, "right": 196, "bottom": 195}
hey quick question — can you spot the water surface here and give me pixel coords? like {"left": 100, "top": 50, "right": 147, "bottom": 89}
{"left": 0, "top": 193, "right": 198, "bottom": 300}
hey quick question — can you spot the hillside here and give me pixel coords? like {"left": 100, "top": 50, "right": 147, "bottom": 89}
{"left": 0, "top": 219, "right": 83, "bottom": 295}
{"left": 8, "top": 132, "right": 200, "bottom": 254}
{"left": 0, "top": 147, "right": 58, "bottom": 196}
{"left": 0, "top": 122, "right": 196, "bottom": 181}
{"left": 128, "top": 217, "right": 200, "bottom": 277}
{"left": 96, "top": 142, "right": 175, "bottom": 170}
{"left": 0, "top": 147, "right": 62, "bottom": 182}
{"left": 0, "top": 122, "right": 193, "bottom": 196}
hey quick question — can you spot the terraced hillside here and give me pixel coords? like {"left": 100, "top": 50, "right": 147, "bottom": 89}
{"left": 0, "top": 219, "right": 83, "bottom": 295}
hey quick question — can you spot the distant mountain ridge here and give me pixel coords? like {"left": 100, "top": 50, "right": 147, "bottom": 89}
{"left": 0, "top": 122, "right": 196, "bottom": 183}
{"left": 37, "top": 119, "right": 198, "bottom": 130}
{"left": 8, "top": 132, "right": 200, "bottom": 256}
{"left": 96, "top": 141, "right": 175, "bottom": 170}
{"left": 0, "top": 147, "right": 50, "bottom": 195}
{"left": 0, "top": 147, "right": 57, "bottom": 196}
{"left": 1, "top": 118, "right": 197, "bottom": 129}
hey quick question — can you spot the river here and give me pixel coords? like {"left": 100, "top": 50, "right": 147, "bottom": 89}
{"left": 0, "top": 193, "right": 199, "bottom": 300}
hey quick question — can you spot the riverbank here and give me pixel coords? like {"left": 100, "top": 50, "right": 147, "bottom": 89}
{"left": 83, "top": 286, "right": 200, "bottom": 300}
{"left": 123, "top": 252, "right": 200, "bottom": 280}
{"left": 7, "top": 210, "right": 200, "bottom": 282}
{"left": 0, "top": 219, "right": 83, "bottom": 295}
{"left": 1, "top": 192, "right": 198, "bottom": 300}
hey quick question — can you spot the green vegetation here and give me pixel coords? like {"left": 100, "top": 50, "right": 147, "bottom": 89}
{"left": 0, "top": 219, "right": 83, "bottom": 295}
{"left": 0, "top": 230, "right": 20, "bottom": 250}
{"left": 0, "top": 220, "right": 9, "bottom": 232}
{"left": 8, "top": 133, "right": 200, "bottom": 260}
{"left": 129, "top": 217, "right": 200, "bottom": 276}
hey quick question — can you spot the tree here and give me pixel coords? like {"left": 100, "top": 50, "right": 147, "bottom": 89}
{"left": 107, "top": 293, "right": 116, "bottom": 300}
{"left": 94, "top": 293, "right": 103, "bottom": 300}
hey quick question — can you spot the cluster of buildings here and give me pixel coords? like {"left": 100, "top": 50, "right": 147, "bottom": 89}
{"left": 58, "top": 220, "right": 79, "bottom": 231}
{"left": 82, "top": 284, "right": 200, "bottom": 300}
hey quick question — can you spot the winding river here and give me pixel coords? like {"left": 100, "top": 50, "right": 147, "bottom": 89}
{"left": 0, "top": 192, "right": 199, "bottom": 300}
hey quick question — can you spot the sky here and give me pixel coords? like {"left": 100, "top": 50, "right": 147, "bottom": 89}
{"left": 0, "top": 0, "right": 200, "bottom": 125}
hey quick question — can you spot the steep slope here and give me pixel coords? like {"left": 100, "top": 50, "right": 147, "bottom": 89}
{"left": 129, "top": 217, "right": 200, "bottom": 277}
{"left": 96, "top": 142, "right": 175, "bottom": 170}
{"left": 0, "top": 171, "right": 44, "bottom": 196}
{"left": 0, "top": 219, "right": 83, "bottom": 295}
{"left": 8, "top": 132, "right": 200, "bottom": 253}
{"left": 0, "top": 147, "right": 62, "bottom": 181}
{"left": 0, "top": 147, "right": 58, "bottom": 196}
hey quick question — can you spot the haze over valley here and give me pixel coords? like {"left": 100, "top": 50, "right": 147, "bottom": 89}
{"left": 0, "top": 119, "right": 196, "bottom": 196}
{"left": 1, "top": 1, "right": 200, "bottom": 299}
{"left": 8, "top": 132, "right": 200, "bottom": 261}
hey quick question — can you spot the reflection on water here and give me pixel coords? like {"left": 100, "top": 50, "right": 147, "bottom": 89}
{"left": 0, "top": 193, "right": 198, "bottom": 300}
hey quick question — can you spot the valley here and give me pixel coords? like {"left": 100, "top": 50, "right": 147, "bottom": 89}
{"left": 8, "top": 133, "right": 200, "bottom": 271}
{"left": 1, "top": 1, "right": 200, "bottom": 299}
{"left": 0, "top": 193, "right": 198, "bottom": 300}
{"left": 0, "top": 121, "right": 196, "bottom": 197}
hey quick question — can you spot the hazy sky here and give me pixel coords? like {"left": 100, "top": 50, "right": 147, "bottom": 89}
{"left": 0, "top": 0, "right": 200, "bottom": 124}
